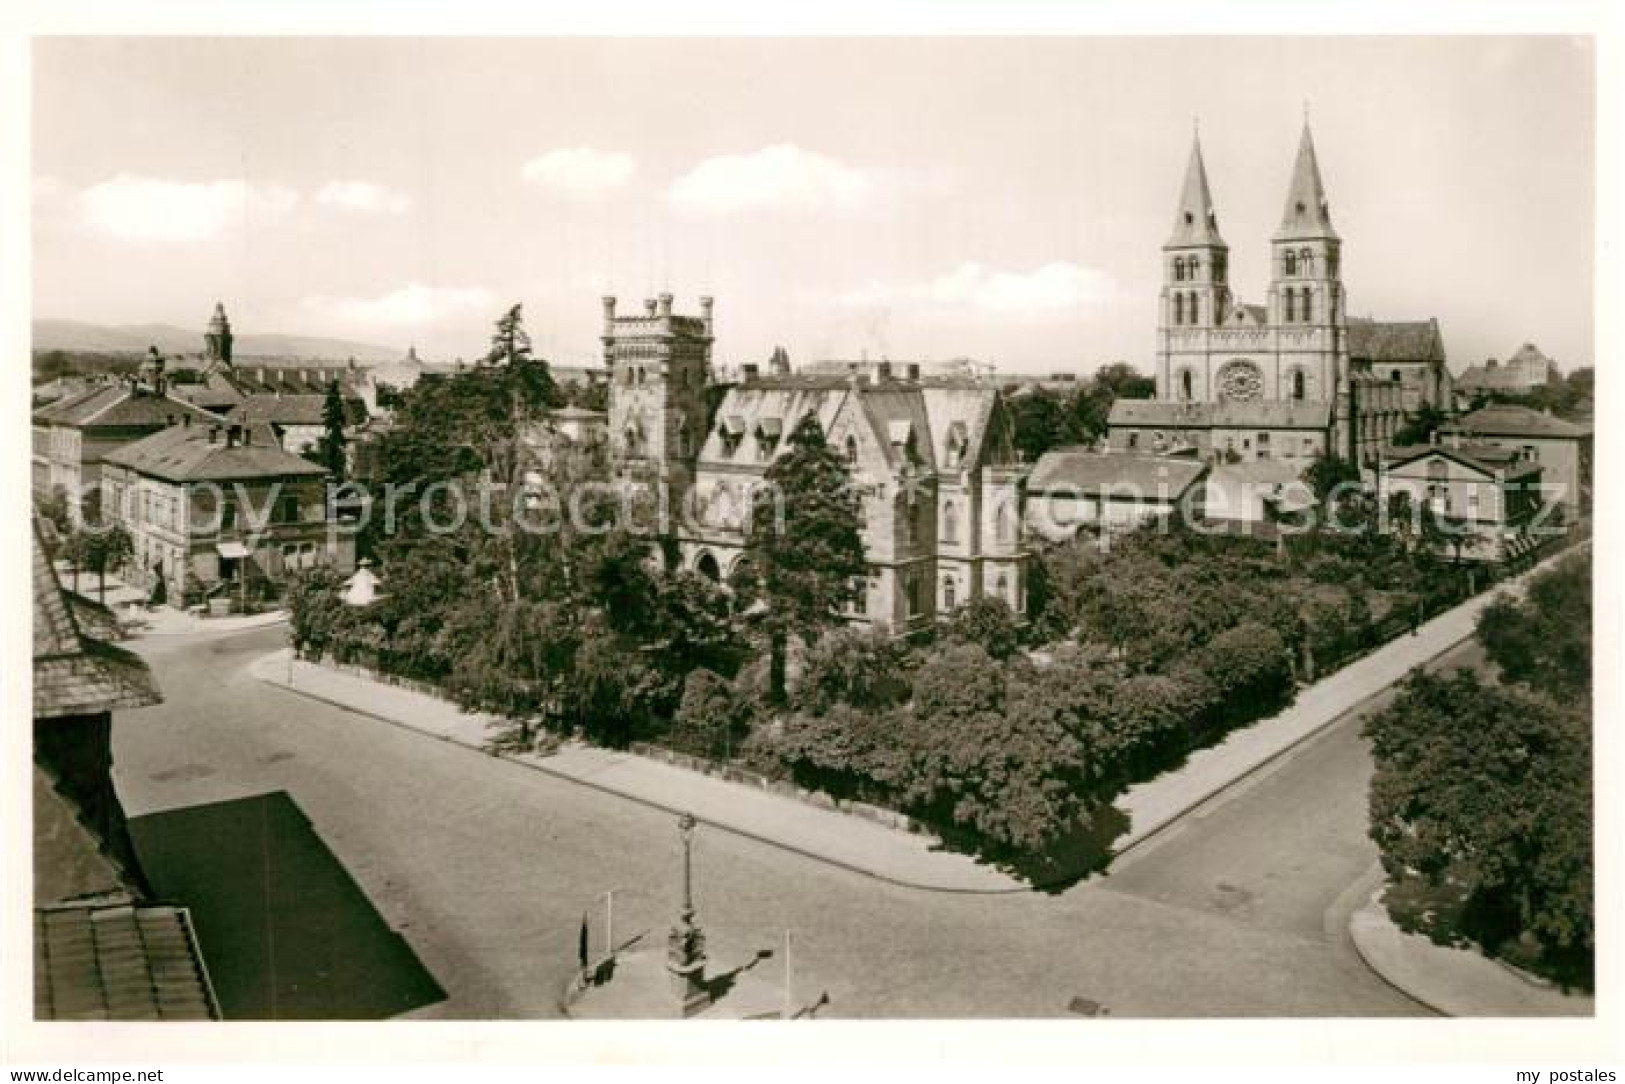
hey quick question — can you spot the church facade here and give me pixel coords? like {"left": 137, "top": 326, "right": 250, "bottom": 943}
{"left": 1109, "top": 123, "right": 1424, "bottom": 467}
{"left": 602, "top": 295, "right": 1028, "bottom": 635}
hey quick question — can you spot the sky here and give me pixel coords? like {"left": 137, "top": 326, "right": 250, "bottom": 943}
{"left": 31, "top": 36, "right": 1595, "bottom": 376}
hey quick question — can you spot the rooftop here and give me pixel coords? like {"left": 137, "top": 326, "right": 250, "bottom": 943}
{"left": 103, "top": 421, "right": 328, "bottom": 483}
{"left": 1028, "top": 449, "right": 1208, "bottom": 495}
{"left": 1442, "top": 403, "right": 1590, "bottom": 440}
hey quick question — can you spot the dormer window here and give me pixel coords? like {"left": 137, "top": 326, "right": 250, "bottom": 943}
{"left": 721, "top": 414, "right": 746, "bottom": 455}
{"left": 945, "top": 421, "right": 968, "bottom": 468}
{"left": 755, "top": 416, "right": 783, "bottom": 461}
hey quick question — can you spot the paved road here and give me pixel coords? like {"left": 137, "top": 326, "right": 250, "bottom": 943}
{"left": 111, "top": 623, "right": 1452, "bottom": 1019}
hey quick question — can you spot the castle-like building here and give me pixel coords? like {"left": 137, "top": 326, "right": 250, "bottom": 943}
{"left": 1108, "top": 122, "right": 1446, "bottom": 467}
{"left": 602, "top": 295, "right": 1028, "bottom": 635}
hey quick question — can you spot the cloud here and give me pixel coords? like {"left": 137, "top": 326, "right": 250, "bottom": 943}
{"left": 77, "top": 173, "right": 298, "bottom": 242}
{"left": 300, "top": 283, "right": 496, "bottom": 327}
{"left": 520, "top": 147, "right": 636, "bottom": 197}
{"left": 668, "top": 144, "right": 873, "bottom": 216}
{"left": 837, "top": 261, "right": 1119, "bottom": 315}
{"left": 315, "top": 180, "right": 411, "bottom": 214}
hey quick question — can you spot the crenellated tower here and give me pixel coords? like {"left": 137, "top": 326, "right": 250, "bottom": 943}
{"left": 603, "top": 293, "right": 713, "bottom": 494}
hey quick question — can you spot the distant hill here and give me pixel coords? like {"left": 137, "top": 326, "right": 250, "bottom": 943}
{"left": 32, "top": 319, "right": 402, "bottom": 363}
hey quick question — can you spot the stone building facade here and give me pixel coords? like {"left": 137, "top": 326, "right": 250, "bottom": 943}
{"left": 603, "top": 297, "right": 1029, "bottom": 634}
{"left": 1114, "top": 122, "right": 1425, "bottom": 467}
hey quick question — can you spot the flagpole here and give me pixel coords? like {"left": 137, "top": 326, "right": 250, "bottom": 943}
{"left": 783, "top": 929, "right": 792, "bottom": 1019}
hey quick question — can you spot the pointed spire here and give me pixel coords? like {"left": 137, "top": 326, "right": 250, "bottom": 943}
{"left": 1275, "top": 120, "right": 1339, "bottom": 241}
{"left": 1166, "top": 131, "right": 1226, "bottom": 249}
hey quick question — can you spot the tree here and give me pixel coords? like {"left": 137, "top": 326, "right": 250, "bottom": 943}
{"left": 80, "top": 523, "right": 134, "bottom": 604}
{"left": 668, "top": 668, "right": 749, "bottom": 761}
{"left": 445, "top": 597, "right": 579, "bottom": 748}
{"left": 1009, "top": 392, "right": 1076, "bottom": 462}
{"left": 1365, "top": 668, "right": 1592, "bottom": 986}
{"left": 943, "top": 596, "right": 1023, "bottom": 660}
{"left": 1392, "top": 404, "right": 1447, "bottom": 447}
{"left": 1476, "top": 551, "right": 1591, "bottom": 704}
{"left": 1303, "top": 452, "right": 1361, "bottom": 506}
{"left": 742, "top": 412, "right": 866, "bottom": 705}
{"left": 317, "top": 379, "right": 348, "bottom": 477}
{"left": 796, "top": 626, "right": 916, "bottom": 715}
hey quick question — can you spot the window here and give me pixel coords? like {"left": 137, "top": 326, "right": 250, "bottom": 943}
{"left": 1180, "top": 369, "right": 1193, "bottom": 400}
{"left": 1284, "top": 250, "right": 1297, "bottom": 276}
{"left": 995, "top": 573, "right": 1009, "bottom": 605}
{"left": 1256, "top": 432, "right": 1271, "bottom": 460}
{"left": 1173, "top": 293, "right": 1184, "bottom": 325}
{"left": 1301, "top": 288, "right": 1313, "bottom": 323}
{"left": 942, "top": 500, "right": 960, "bottom": 544}
{"left": 277, "top": 493, "right": 299, "bottom": 523}
{"left": 943, "top": 576, "right": 957, "bottom": 611}
{"left": 1390, "top": 369, "right": 1402, "bottom": 383}
{"left": 1173, "top": 258, "right": 1185, "bottom": 282}
{"left": 1284, "top": 289, "right": 1296, "bottom": 322}
{"left": 1299, "top": 247, "right": 1313, "bottom": 274}
{"left": 1188, "top": 257, "right": 1199, "bottom": 279}
{"left": 1127, "top": 431, "right": 1140, "bottom": 450}
{"left": 1292, "top": 370, "right": 1306, "bottom": 400}
{"left": 997, "top": 502, "right": 1015, "bottom": 545}
{"left": 1188, "top": 292, "right": 1200, "bottom": 324}
{"left": 845, "top": 435, "right": 858, "bottom": 464}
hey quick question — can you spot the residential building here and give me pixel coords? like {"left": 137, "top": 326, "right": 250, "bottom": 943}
{"left": 32, "top": 358, "right": 220, "bottom": 497}
{"left": 100, "top": 419, "right": 353, "bottom": 609}
{"left": 1439, "top": 403, "right": 1591, "bottom": 514}
{"left": 1455, "top": 342, "right": 1559, "bottom": 400}
{"left": 1110, "top": 121, "right": 1435, "bottom": 468}
{"left": 1024, "top": 450, "right": 1208, "bottom": 541}
{"left": 226, "top": 390, "right": 367, "bottom": 458}
{"left": 603, "top": 295, "right": 1029, "bottom": 633}
{"left": 1376, "top": 442, "right": 1546, "bottom": 562}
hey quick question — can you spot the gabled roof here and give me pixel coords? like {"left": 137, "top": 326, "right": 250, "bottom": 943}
{"left": 33, "top": 521, "right": 161, "bottom": 720}
{"left": 33, "top": 385, "right": 219, "bottom": 431}
{"left": 1348, "top": 317, "right": 1445, "bottom": 363}
{"left": 1028, "top": 450, "right": 1208, "bottom": 496}
{"left": 227, "top": 393, "right": 363, "bottom": 428}
{"left": 1165, "top": 134, "right": 1227, "bottom": 249}
{"left": 1380, "top": 441, "right": 1542, "bottom": 480}
{"left": 103, "top": 421, "right": 326, "bottom": 483}
{"left": 1274, "top": 121, "right": 1339, "bottom": 242}
{"left": 1442, "top": 403, "right": 1590, "bottom": 439}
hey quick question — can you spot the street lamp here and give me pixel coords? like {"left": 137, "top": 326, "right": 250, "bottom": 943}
{"left": 666, "top": 812, "right": 709, "bottom": 1015}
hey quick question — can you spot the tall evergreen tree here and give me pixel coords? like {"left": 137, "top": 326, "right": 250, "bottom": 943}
{"left": 742, "top": 412, "right": 866, "bottom": 705}
{"left": 318, "top": 379, "right": 348, "bottom": 477}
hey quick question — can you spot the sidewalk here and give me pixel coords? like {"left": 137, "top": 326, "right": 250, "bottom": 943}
{"left": 247, "top": 650, "right": 1024, "bottom": 893}
{"left": 1112, "top": 545, "right": 1582, "bottom": 854}
{"left": 1348, "top": 886, "right": 1593, "bottom": 1016}
{"left": 56, "top": 564, "right": 288, "bottom": 637}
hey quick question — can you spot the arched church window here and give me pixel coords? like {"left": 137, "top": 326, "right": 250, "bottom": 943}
{"left": 942, "top": 500, "right": 959, "bottom": 544}
{"left": 1300, "top": 288, "right": 1313, "bottom": 323}
{"left": 1180, "top": 369, "right": 1193, "bottom": 401}
{"left": 1188, "top": 292, "right": 1200, "bottom": 324}
{"left": 1284, "top": 250, "right": 1297, "bottom": 276}
{"left": 1284, "top": 289, "right": 1296, "bottom": 322}
{"left": 1173, "top": 258, "right": 1185, "bottom": 282}
{"left": 1173, "top": 293, "right": 1184, "bottom": 324}
{"left": 1292, "top": 370, "right": 1306, "bottom": 400}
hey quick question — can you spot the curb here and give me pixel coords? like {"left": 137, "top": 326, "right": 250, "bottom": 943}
{"left": 1346, "top": 885, "right": 1453, "bottom": 1017}
{"left": 249, "top": 652, "right": 1032, "bottom": 896}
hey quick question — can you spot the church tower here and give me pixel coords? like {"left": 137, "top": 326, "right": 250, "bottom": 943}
{"left": 604, "top": 293, "right": 713, "bottom": 494}
{"left": 1158, "top": 133, "right": 1231, "bottom": 400}
{"left": 1267, "top": 121, "right": 1347, "bottom": 403}
{"left": 205, "top": 302, "right": 233, "bottom": 368}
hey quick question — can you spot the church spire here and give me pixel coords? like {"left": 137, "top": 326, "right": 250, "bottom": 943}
{"left": 1165, "top": 132, "right": 1226, "bottom": 249}
{"left": 1275, "top": 120, "right": 1338, "bottom": 241}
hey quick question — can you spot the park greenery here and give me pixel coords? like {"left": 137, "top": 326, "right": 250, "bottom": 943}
{"left": 1365, "top": 551, "right": 1592, "bottom": 989}
{"left": 283, "top": 311, "right": 1575, "bottom": 881}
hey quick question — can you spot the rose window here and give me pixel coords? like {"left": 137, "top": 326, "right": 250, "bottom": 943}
{"left": 1216, "top": 360, "right": 1264, "bottom": 402}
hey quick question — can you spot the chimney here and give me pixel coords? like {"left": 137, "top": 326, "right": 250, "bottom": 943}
{"left": 644, "top": 298, "right": 658, "bottom": 316}
{"left": 602, "top": 296, "right": 617, "bottom": 335}
{"left": 742, "top": 363, "right": 760, "bottom": 382}
{"left": 699, "top": 296, "right": 714, "bottom": 336}
{"left": 906, "top": 363, "right": 921, "bottom": 381}
{"left": 657, "top": 292, "right": 673, "bottom": 318}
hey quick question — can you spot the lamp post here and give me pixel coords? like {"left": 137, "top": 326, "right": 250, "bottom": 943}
{"left": 666, "top": 812, "right": 710, "bottom": 1015}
